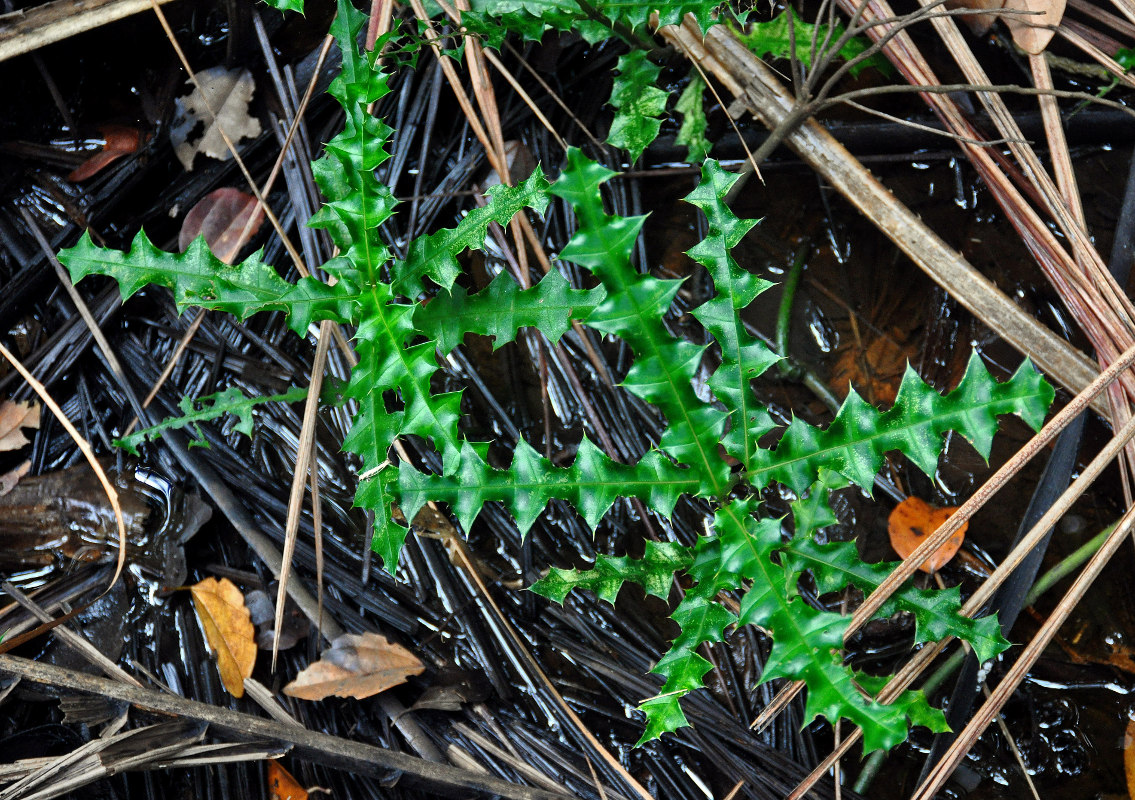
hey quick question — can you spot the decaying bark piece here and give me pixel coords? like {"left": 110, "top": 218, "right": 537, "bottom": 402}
{"left": 0, "top": 0, "right": 179, "bottom": 63}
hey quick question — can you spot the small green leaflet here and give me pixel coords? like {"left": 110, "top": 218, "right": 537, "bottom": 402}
{"left": 116, "top": 386, "right": 309, "bottom": 454}
{"left": 733, "top": 9, "right": 888, "bottom": 78}
{"left": 675, "top": 75, "right": 711, "bottom": 164}
{"left": 607, "top": 50, "right": 668, "bottom": 163}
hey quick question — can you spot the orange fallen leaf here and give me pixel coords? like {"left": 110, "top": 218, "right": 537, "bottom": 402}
{"left": 0, "top": 400, "right": 40, "bottom": 451}
{"left": 267, "top": 761, "right": 308, "bottom": 800}
{"left": 179, "top": 187, "right": 264, "bottom": 265}
{"left": 887, "top": 496, "right": 968, "bottom": 573}
{"left": 283, "top": 632, "right": 424, "bottom": 701}
{"left": 67, "top": 125, "right": 144, "bottom": 182}
{"left": 190, "top": 577, "right": 256, "bottom": 697}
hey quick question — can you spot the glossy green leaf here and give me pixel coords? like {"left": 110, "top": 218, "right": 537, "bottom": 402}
{"left": 684, "top": 160, "right": 779, "bottom": 468}
{"left": 416, "top": 268, "right": 604, "bottom": 354}
{"left": 400, "top": 439, "right": 702, "bottom": 536}
{"left": 748, "top": 353, "right": 1053, "bottom": 493}
{"left": 58, "top": 232, "right": 352, "bottom": 335}
{"left": 554, "top": 148, "right": 731, "bottom": 490}
{"left": 783, "top": 474, "right": 1009, "bottom": 664}
{"left": 461, "top": 0, "right": 729, "bottom": 46}
{"left": 61, "top": 0, "right": 1055, "bottom": 756}
{"left": 393, "top": 169, "right": 551, "bottom": 297}
{"left": 530, "top": 541, "right": 692, "bottom": 604}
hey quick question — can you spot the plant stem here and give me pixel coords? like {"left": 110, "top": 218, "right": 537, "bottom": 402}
{"left": 1024, "top": 521, "right": 1116, "bottom": 606}
{"left": 772, "top": 245, "right": 843, "bottom": 412}
{"left": 776, "top": 245, "right": 808, "bottom": 379}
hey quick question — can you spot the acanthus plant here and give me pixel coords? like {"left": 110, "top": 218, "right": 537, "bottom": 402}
{"left": 58, "top": 0, "right": 1054, "bottom": 750}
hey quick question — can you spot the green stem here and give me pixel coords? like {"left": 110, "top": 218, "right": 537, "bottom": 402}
{"left": 776, "top": 246, "right": 808, "bottom": 374}
{"left": 852, "top": 519, "right": 1116, "bottom": 795}
{"left": 772, "top": 245, "right": 841, "bottom": 412}
{"left": 1024, "top": 521, "right": 1115, "bottom": 606}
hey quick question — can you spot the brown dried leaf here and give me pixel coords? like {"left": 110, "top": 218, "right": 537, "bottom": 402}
{"left": 0, "top": 400, "right": 40, "bottom": 451}
{"left": 830, "top": 327, "right": 912, "bottom": 406}
{"left": 267, "top": 761, "right": 308, "bottom": 800}
{"left": 67, "top": 125, "right": 144, "bottom": 182}
{"left": 171, "top": 67, "right": 261, "bottom": 172}
{"left": 190, "top": 577, "right": 256, "bottom": 697}
{"left": 283, "top": 632, "right": 424, "bottom": 701}
{"left": 1004, "top": 0, "right": 1065, "bottom": 54}
{"left": 887, "top": 496, "right": 968, "bottom": 573}
{"left": 179, "top": 188, "right": 263, "bottom": 264}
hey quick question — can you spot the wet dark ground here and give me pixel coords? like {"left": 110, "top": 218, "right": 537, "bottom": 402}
{"left": 0, "top": 0, "right": 1134, "bottom": 798}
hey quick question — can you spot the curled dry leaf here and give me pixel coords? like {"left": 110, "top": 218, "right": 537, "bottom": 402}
{"left": 0, "top": 400, "right": 40, "bottom": 451}
{"left": 171, "top": 66, "right": 262, "bottom": 171}
{"left": 1004, "top": 0, "right": 1066, "bottom": 54}
{"left": 887, "top": 496, "right": 968, "bottom": 573}
{"left": 179, "top": 188, "right": 264, "bottom": 264}
{"left": 190, "top": 577, "right": 256, "bottom": 697}
{"left": 283, "top": 632, "right": 424, "bottom": 701}
{"left": 267, "top": 761, "right": 308, "bottom": 800}
{"left": 67, "top": 125, "right": 144, "bottom": 182}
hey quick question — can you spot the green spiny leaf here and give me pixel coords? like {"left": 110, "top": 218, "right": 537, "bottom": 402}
{"left": 607, "top": 50, "right": 668, "bottom": 163}
{"left": 749, "top": 353, "right": 1054, "bottom": 493}
{"left": 732, "top": 9, "right": 885, "bottom": 77}
{"left": 637, "top": 695, "right": 689, "bottom": 745}
{"left": 345, "top": 290, "right": 466, "bottom": 472}
{"left": 393, "top": 169, "right": 552, "bottom": 297}
{"left": 260, "top": 0, "right": 304, "bottom": 12}
{"left": 60, "top": 1, "right": 1055, "bottom": 757}
{"left": 399, "top": 438, "right": 701, "bottom": 536}
{"left": 357, "top": 466, "right": 408, "bottom": 571}
{"left": 58, "top": 232, "right": 352, "bottom": 335}
{"left": 721, "top": 503, "right": 946, "bottom": 752}
{"left": 530, "top": 541, "right": 692, "bottom": 604}
{"left": 308, "top": 2, "right": 397, "bottom": 286}
{"left": 553, "top": 148, "right": 730, "bottom": 489}
{"left": 115, "top": 386, "right": 308, "bottom": 454}
{"left": 684, "top": 160, "right": 779, "bottom": 468}
{"left": 783, "top": 473, "right": 1008, "bottom": 662}
{"left": 461, "top": 0, "right": 729, "bottom": 46}
{"left": 416, "top": 268, "right": 605, "bottom": 354}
